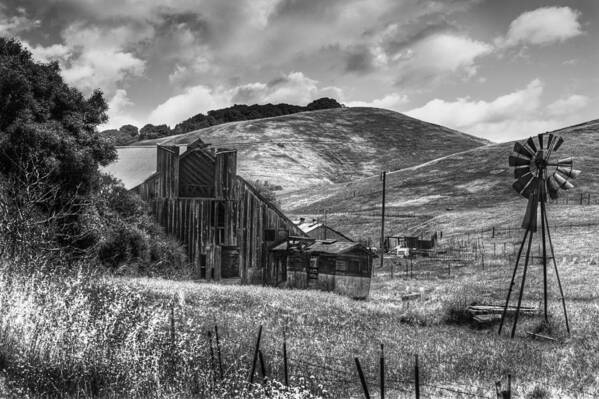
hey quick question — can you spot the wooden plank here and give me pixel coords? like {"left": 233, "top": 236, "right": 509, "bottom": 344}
{"left": 467, "top": 305, "right": 537, "bottom": 315}
{"left": 526, "top": 331, "right": 557, "bottom": 341}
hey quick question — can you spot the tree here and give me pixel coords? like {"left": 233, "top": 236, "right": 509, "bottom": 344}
{"left": 0, "top": 37, "right": 117, "bottom": 253}
{"left": 119, "top": 124, "right": 138, "bottom": 138}
{"left": 139, "top": 124, "right": 171, "bottom": 140}
{"left": 306, "top": 97, "right": 343, "bottom": 110}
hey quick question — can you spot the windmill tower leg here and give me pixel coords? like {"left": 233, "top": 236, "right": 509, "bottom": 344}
{"left": 543, "top": 209, "right": 571, "bottom": 334}
{"left": 511, "top": 229, "right": 535, "bottom": 338}
{"left": 498, "top": 228, "right": 530, "bottom": 335}
{"left": 540, "top": 191, "right": 549, "bottom": 323}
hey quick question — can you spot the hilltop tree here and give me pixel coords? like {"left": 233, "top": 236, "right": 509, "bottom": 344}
{"left": 139, "top": 123, "right": 171, "bottom": 140}
{"left": 0, "top": 37, "right": 117, "bottom": 253}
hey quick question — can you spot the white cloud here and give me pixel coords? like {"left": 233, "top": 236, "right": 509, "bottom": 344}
{"left": 496, "top": 7, "right": 583, "bottom": 48}
{"left": 346, "top": 93, "right": 409, "bottom": 111}
{"left": 101, "top": 89, "right": 142, "bottom": 130}
{"left": 392, "top": 33, "right": 492, "bottom": 85}
{"left": 56, "top": 23, "right": 150, "bottom": 95}
{"left": 148, "top": 85, "right": 231, "bottom": 126}
{"left": 25, "top": 43, "right": 71, "bottom": 63}
{"left": 547, "top": 94, "right": 589, "bottom": 116}
{"left": 407, "top": 79, "right": 543, "bottom": 127}
{"left": 406, "top": 79, "right": 552, "bottom": 141}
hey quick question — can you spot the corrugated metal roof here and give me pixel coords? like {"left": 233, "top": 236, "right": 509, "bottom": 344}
{"left": 294, "top": 220, "right": 323, "bottom": 233}
{"left": 271, "top": 239, "right": 363, "bottom": 255}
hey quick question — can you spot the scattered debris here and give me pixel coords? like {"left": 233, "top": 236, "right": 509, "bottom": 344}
{"left": 401, "top": 293, "right": 421, "bottom": 301}
{"left": 526, "top": 331, "right": 558, "bottom": 342}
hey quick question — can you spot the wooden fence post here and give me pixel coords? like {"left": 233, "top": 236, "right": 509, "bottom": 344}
{"left": 414, "top": 354, "right": 420, "bottom": 399}
{"left": 258, "top": 349, "right": 268, "bottom": 385}
{"left": 215, "top": 325, "right": 224, "bottom": 380}
{"left": 354, "top": 357, "right": 370, "bottom": 399}
{"left": 208, "top": 331, "right": 217, "bottom": 386}
{"left": 380, "top": 344, "right": 385, "bottom": 399}
{"left": 283, "top": 329, "right": 289, "bottom": 386}
{"left": 249, "top": 325, "right": 263, "bottom": 384}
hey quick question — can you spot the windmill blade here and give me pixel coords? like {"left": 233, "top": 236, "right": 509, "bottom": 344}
{"left": 512, "top": 173, "right": 534, "bottom": 195}
{"left": 547, "top": 176, "right": 559, "bottom": 199}
{"left": 554, "top": 172, "right": 575, "bottom": 190}
{"left": 556, "top": 167, "right": 581, "bottom": 179}
{"left": 556, "top": 157, "right": 573, "bottom": 167}
{"left": 553, "top": 136, "right": 564, "bottom": 151}
{"left": 514, "top": 142, "right": 534, "bottom": 159}
{"left": 526, "top": 137, "right": 537, "bottom": 152}
{"left": 538, "top": 133, "right": 544, "bottom": 149}
{"left": 509, "top": 156, "right": 531, "bottom": 167}
{"left": 521, "top": 176, "right": 538, "bottom": 198}
{"left": 515, "top": 167, "right": 531, "bottom": 179}
{"left": 546, "top": 134, "right": 555, "bottom": 151}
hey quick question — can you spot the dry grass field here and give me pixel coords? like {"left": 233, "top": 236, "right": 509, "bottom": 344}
{"left": 1, "top": 215, "right": 598, "bottom": 398}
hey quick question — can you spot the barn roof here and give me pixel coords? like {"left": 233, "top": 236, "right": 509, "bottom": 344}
{"left": 271, "top": 239, "right": 365, "bottom": 255}
{"left": 294, "top": 220, "right": 323, "bottom": 233}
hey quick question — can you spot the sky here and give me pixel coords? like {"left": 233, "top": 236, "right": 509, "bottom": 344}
{"left": 1, "top": 0, "right": 597, "bottom": 142}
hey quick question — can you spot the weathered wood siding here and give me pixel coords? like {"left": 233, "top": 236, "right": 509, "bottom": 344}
{"left": 134, "top": 146, "right": 305, "bottom": 284}
{"left": 157, "top": 145, "right": 179, "bottom": 198}
{"left": 285, "top": 249, "right": 372, "bottom": 298}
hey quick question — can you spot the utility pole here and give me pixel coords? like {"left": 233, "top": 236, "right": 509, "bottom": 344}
{"left": 380, "top": 171, "right": 386, "bottom": 273}
{"left": 323, "top": 208, "right": 327, "bottom": 240}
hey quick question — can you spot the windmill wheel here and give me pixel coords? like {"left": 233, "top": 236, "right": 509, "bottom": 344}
{"left": 508, "top": 133, "right": 580, "bottom": 230}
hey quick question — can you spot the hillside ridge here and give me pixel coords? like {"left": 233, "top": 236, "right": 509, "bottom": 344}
{"left": 121, "top": 107, "right": 489, "bottom": 192}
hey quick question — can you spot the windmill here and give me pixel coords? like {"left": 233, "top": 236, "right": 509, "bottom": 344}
{"left": 498, "top": 133, "right": 580, "bottom": 338}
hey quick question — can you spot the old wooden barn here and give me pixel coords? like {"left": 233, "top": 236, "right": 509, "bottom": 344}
{"left": 271, "top": 238, "right": 372, "bottom": 298}
{"left": 129, "top": 142, "right": 306, "bottom": 284}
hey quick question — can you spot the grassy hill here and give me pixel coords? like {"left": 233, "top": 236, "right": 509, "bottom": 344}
{"left": 131, "top": 107, "right": 489, "bottom": 191}
{"left": 280, "top": 119, "right": 599, "bottom": 240}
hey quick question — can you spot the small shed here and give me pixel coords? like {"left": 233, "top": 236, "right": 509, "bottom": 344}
{"left": 271, "top": 238, "right": 372, "bottom": 299}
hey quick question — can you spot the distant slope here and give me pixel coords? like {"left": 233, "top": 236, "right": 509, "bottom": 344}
{"left": 281, "top": 119, "right": 599, "bottom": 220}
{"left": 131, "top": 107, "right": 489, "bottom": 191}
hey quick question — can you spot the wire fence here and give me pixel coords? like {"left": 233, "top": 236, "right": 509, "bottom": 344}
{"left": 196, "top": 320, "right": 595, "bottom": 399}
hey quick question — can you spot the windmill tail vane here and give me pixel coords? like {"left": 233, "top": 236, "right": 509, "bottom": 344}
{"left": 508, "top": 133, "right": 580, "bottom": 231}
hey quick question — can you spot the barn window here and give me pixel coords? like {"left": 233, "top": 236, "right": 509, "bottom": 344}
{"left": 264, "top": 229, "right": 276, "bottom": 241}
{"left": 212, "top": 201, "right": 226, "bottom": 244}
{"left": 347, "top": 260, "right": 360, "bottom": 276}
{"left": 199, "top": 254, "right": 207, "bottom": 266}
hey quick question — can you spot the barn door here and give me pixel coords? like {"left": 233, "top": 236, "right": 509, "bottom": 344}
{"left": 221, "top": 246, "right": 240, "bottom": 278}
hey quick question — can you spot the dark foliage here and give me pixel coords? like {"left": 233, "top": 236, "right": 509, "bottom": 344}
{"left": 306, "top": 97, "right": 343, "bottom": 111}
{"left": 0, "top": 37, "right": 117, "bottom": 253}
{"left": 170, "top": 97, "right": 344, "bottom": 135}
{"left": 139, "top": 123, "right": 170, "bottom": 140}
{"left": 100, "top": 97, "right": 344, "bottom": 140}
{"left": 102, "top": 124, "right": 140, "bottom": 146}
